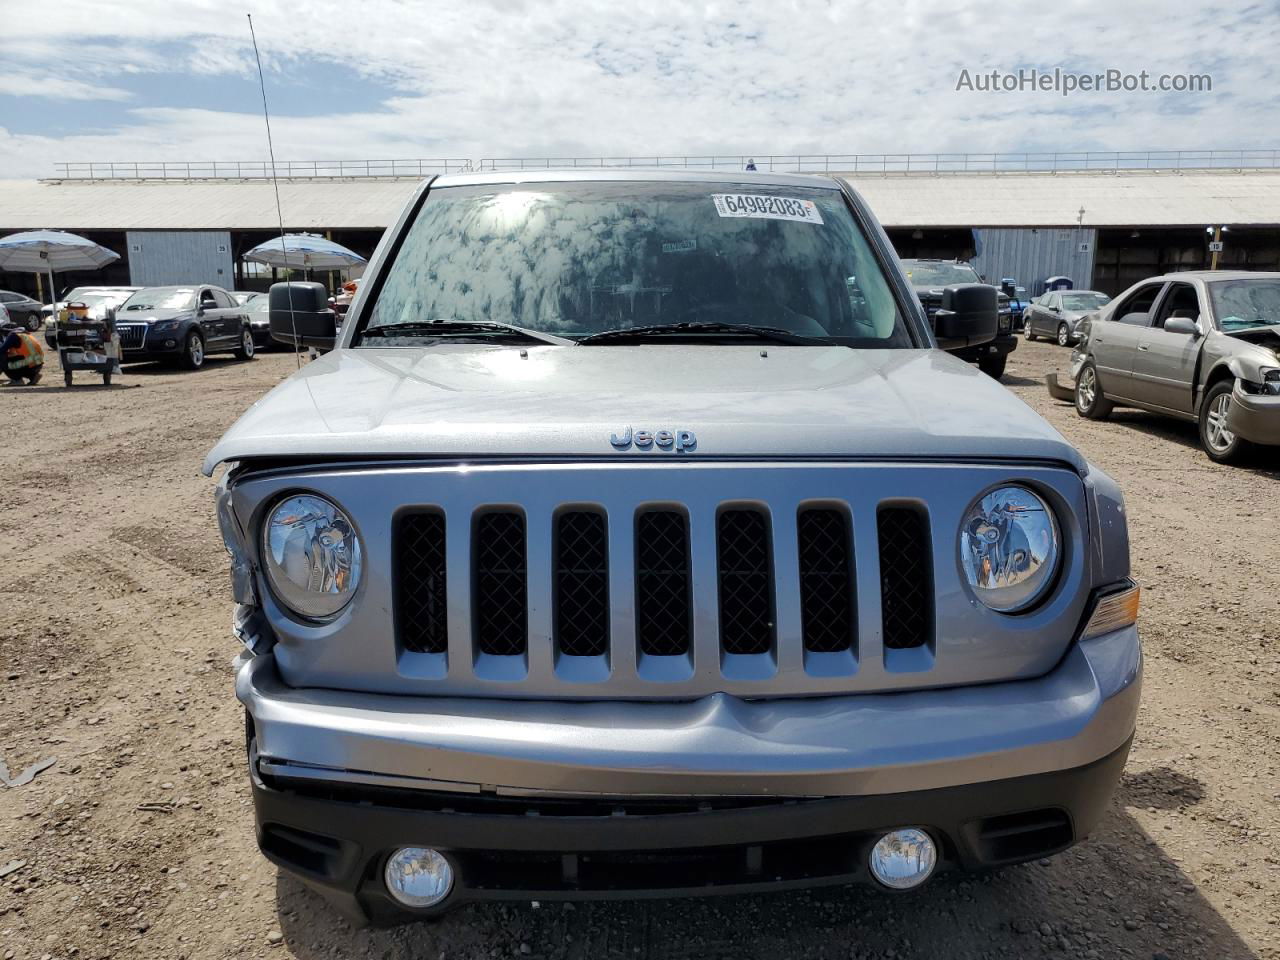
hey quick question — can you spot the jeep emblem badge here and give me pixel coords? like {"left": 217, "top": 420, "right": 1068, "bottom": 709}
{"left": 610, "top": 426, "right": 697, "bottom": 452}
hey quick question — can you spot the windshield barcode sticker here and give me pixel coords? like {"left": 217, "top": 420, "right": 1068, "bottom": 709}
{"left": 712, "top": 194, "right": 824, "bottom": 224}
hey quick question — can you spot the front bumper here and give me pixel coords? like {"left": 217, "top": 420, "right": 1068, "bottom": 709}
{"left": 951, "top": 331, "right": 1018, "bottom": 363}
{"left": 250, "top": 323, "right": 272, "bottom": 348}
{"left": 239, "top": 625, "right": 1140, "bottom": 920}
{"left": 1228, "top": 382, "right": 1280, "bottom": 446}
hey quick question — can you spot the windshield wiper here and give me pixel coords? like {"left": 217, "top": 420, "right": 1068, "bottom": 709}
{"left": 577, "top": 321, "right": 829, "bottom": 345}
{"left": 362, "top": 320, "right": 574, "bottom": 346}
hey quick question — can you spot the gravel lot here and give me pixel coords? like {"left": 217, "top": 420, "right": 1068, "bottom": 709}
{"left": 1, "top": 339, "right": 1278, "bottom": 960}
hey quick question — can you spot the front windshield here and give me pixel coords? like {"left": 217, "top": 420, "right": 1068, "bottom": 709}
{"left": 1208, "top": 280, "right": 1280, "bottom": 329}
{"left": 361, "top": 181, "right": 911, "bottom": 346}
{"left": 122, "top": 287, "right": 196, "bottom": 312}
{"left": 900, "top": 260, "right": 981, "bottom": 287}
{"left": 1061, "top": 292, "right": 1111, "bottom": 311}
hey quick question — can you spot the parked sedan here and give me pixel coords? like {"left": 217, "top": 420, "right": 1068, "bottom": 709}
{"left": 245, "top": 296, "right": 274, "bottom": 349}
{"left": 114, "top": 285, "right": 256, "bottom": 369}
{"left": 1073, "top": 271, "right": 1280, "bottom": 463}
{"left": 1025, "top": 290, "right": 1111, "bottom": 346}
{"left": 0, "top": 290, "right": 45, "bottom": 331}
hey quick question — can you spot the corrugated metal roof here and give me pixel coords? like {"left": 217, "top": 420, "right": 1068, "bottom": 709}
{"left": 2, "top": 169, "right": 1280, "bottom": 230}
{"left": 846, "top": 171, "right": 1280, "bottom": 227}
{"left": 0, "top": 178, "right": 421, "bottom": 231}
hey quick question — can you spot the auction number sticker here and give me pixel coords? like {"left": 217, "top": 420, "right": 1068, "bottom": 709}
{"left": 712, "top": 194, "right": 824, "bottom": 224}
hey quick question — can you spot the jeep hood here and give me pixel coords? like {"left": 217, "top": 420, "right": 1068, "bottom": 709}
{"left": 204, "top": 345, "right": 1085, "bottom": 474}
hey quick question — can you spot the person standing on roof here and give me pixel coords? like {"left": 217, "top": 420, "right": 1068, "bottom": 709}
{"left": 2, "top": 324, "right": 44, "bottom": 385}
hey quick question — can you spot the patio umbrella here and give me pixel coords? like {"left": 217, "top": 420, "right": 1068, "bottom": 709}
{"left": 243, "top": 234, "right": 366, "bottom": 277}
{"left": 0, "top": 229, "right": 120, "bottom": 309}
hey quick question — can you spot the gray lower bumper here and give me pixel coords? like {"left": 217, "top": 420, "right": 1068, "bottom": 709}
{"left": 1228, "top": 382, "right": 1280, "bottom": 446}
{"left": 237, "top": 625, "right": 1141, "bottom": 798}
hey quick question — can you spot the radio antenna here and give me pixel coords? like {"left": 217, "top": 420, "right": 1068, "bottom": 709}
{"left": 247, "top": 12, "right": 301, "bottom": 368}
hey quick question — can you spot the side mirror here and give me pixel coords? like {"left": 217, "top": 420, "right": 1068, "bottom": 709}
{"left": 932, "top": 283, "right": 998, "bottom": 350}
{"left": 269, "top": 282, "right": 336, "bottom": 349}
{"left": 1164, "top": 316, "right": 1201, "bottom": 337}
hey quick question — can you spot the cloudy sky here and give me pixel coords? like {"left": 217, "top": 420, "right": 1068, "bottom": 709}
{"left": 0, "top": 0, "right": 1274, "bottom": 179}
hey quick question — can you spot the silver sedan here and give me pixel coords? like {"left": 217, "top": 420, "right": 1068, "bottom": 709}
{"left": 1024, "top": 290, "right": 1111, "bottom": 346}
{"left": 1072, "top": 271, "right": 1280, "bottom": 464}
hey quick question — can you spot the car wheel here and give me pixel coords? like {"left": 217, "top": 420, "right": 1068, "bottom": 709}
{"left": 1075, "top": 360, "right": 1113, "bottom": 420}
{"left": 1056, "top": 323, "right": 1071, "bottom": 347}
{"left": 978, "top": 354, "right": 1007, "bottom": 380}
{"left": 180, "top": 331, "right": 205, "bottom": 370}
{"left": 1199, "top": 380, "right": 1255, "bottom": 465}
{"left": 24, "top": 314, "right": 41, "bottom": 332}
{"left": 234, "top": 327, "right": 256, "bottom": 361}
{"left": 1025, "top": 322, "right": 1036, "bottom": 341}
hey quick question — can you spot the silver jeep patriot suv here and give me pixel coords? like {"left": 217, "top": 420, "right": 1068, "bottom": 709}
{"left": 207, "top": 170, "right": 1141, "bottom": 926}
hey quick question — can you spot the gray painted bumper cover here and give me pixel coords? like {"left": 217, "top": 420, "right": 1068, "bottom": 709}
{"left": 1228, "top": 382, "right": 1280, "bottom": 446}
{"left": 238, "top": 624, "right": 1140, "bottom": 798}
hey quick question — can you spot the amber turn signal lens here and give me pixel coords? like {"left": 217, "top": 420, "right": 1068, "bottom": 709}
{"left": 1080, "top": 581, "right": 1140, "bottom": 641}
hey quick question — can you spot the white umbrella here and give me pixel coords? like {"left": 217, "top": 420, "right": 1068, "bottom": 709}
{"left": 0, "top": 229, "right": 120, "bottom": 308}
{"left": 244, "top": 233, "right": 366, "bottom": 275}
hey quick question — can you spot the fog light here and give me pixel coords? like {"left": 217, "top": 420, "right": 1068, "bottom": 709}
{"left": 384, "top": 847, "right": 453, "bottom": 908}
{"left": 164, "top": 339, "right": 176, "bottom": 347}
{"left": 869, "top": 828, "right": 937, "bottom": 890}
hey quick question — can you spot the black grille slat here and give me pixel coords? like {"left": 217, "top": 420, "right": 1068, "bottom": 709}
{"left": 877, "top": 507, "right": 932, "bottom": 650}
{"left": 555, "top": 512, "right": 609, "bottom": 657}
{"left": 474, "top": 512, "right": 528, "bottom": 656}
{"left": 635, "top": 511, "right": 691, "bottom": 656}
{"left": 798, "top": 510, "right": 855, "bottom": 653}
{"left": 396, "top": 513, "right": 447, "bottom": 654}
{"left": 717, "top": 510, "right": 774, "bottom": 656}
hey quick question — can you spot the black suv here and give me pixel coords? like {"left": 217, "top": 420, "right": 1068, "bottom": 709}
{"left": 114, "top": 285, "right": 256, "bottom": 369}
{"left": 899, "top": 259, "right": 1015, "bottom": 378}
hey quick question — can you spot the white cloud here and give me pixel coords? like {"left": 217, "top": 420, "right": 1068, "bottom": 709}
{"left": 0, "top": 75, "right": 133, "bottom": 102}
{"left": 0, "top": 0, "right": 1275, "bottom": 179}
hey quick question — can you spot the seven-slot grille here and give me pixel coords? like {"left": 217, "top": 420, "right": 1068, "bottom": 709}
{"left": 117, "top": 323, "right": 147, "bottom": 349}
{"left": 394, "top": 503, "right": 931, "bottom": 667}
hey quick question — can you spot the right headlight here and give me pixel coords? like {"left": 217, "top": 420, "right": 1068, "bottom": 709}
{"left": 960, "top": 485, "right": 1060, "bottom": 613}
{"left": 261, "top": 493, "right": 363, "bottom": 620}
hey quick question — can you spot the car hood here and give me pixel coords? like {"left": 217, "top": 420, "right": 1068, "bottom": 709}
{"left": 203, "top": 345, "right": 1086, "bottom": 474}
{"left": 118, "top": 307, "right": 192, "bottom": 323}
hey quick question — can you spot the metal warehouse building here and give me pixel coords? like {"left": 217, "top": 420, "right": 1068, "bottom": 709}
{"left": 2, "top": 155, "right": 1279, "bottom": 299}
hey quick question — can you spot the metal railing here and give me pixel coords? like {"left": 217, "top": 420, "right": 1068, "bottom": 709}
{"left": 48, "top": 150, "right": 1280, "bottom": 181}
{"left": 478, "top": 151, "right": 1280, "bottom": 175}
{"left": 50, "top": 159, "right": 473, "bottom": 181}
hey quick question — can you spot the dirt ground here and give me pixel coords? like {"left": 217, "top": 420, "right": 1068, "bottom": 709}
{"left": 1, "top": 339, "right": 1278, "bottom": 960}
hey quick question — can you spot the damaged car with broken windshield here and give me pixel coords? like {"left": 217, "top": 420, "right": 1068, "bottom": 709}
{"left": 1069, "top": 271, "right": 1280, "bottom": 464}
{"left": 208, "top": 169, "right": 1141, "bottom": 926}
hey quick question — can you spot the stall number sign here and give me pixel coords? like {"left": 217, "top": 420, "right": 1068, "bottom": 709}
{"left": 713, "top": 194, "right": 824, "bottom": 225}
{"left": 1209, "top": 241, "right": 1224, "bottom": 252}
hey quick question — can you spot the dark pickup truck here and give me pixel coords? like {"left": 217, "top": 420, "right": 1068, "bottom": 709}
{"left": 900, "top": 259, "right": 1016, "bottom": 379}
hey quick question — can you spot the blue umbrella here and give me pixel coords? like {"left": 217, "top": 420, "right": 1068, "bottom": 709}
{"left": 0, "top": 229, "right": 120, "bottom": 305}
{"left": 243, "top": 233, "right": 366, "bottom": 273}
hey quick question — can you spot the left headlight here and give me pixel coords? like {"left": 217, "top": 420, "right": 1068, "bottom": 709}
{"left": 960, "top": 485, "right": 1060, "bottom": 613}
{"left": 261, "top": 493, "right": 363, "bottom": 620}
